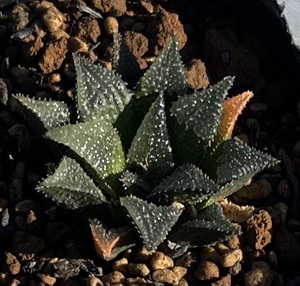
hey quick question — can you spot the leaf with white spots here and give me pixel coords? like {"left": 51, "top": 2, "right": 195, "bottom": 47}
{"left": 89, "top": 219, "right": 135, "bottom": 261}
{"left": 170, "top": 76, "right": 234, "bottom": 142}
{"left": 206, "top": 139, "right": 280, "bottom": 185}
{"left": 120, "top": 196, "right": 184, "bottom": 250}
{"left": 12, "top": 94, "right": 70, "bottom": 134}
{"left": 170, "top": 203, "right": 240, "bottom": 246}
{"left": 135, "top": 36, "right": 187, "bottom": 97}
{"left": 74, "top": 54, "right": 132, "bottom": 123}
{"left": 149, "top": 164, "right": 219, "bottom": 205}
{"left": 37, "top": 156, "right": 106, "bottom": 209}
{"left": 127, "top": 93, "right": 173, "bottom": 169}
{"left": 46, "top": 119, "right": 125, "bottom": 182}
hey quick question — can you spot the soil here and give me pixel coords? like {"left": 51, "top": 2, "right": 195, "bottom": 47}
{"left": 1, "top": 0, "right": 300, "bottom": 285}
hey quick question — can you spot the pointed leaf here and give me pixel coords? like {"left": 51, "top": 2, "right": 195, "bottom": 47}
{"left": 73, "top": 55, "right": 132, "bottom": 123}
{"left": 37, "top": 156, "right": 106, "bottom": 209}
{"left": 90, "top": 219, "right": 134, "bottom": 261}
{"left": 112, "top": 33, "right": 142, "bottom": 89}
{"left": 127, "top": 93, "right": 173, "bottom": 169}
{"left": 216, "top": 91, "right": 253, "bottom": 143}
{"left": 46, "top": 119, "right": 125, "bottom": 181}
{"left": 120, "top": 196, "right": 184, "bottom": 250}
{"left": 120, "top": 170, "right": 151, "bottom": 195}
{"left": 12, "top": 94, "right": 70, "bottom": 133}
{"left": 170, "top": 76, "right": 234, "bottom": 142}
{"left": 136, "top": 36, "right": 187, "bottom": 97}
{"left": 207, "top": 139, "right": 279, "bottom": 185}
{"left": 149, "top": 165, "right": 219, "bottom": 205}
{"left": 170, "top": 203, "right": 240, "bottom": 246}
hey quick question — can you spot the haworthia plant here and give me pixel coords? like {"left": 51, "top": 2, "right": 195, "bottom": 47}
{"left": 13, "top": 36, "right": 279, "bottom": 260}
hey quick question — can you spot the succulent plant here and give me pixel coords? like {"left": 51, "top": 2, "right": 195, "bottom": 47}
{"left": 12, "top": 35, "right": 279, "bottom": 260}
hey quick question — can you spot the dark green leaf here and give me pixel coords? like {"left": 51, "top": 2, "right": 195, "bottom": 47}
{"left": 46, "top": 119, "right": 125, "bottom": 181}
{"left": 170, "top": 203, "right": 240, "bottom": 246}
{"left": 120, "top": 196, "right": 184, "bottom": 250}
{"left": 135, "top": 36, "right": 187, "bottom": 97}
{"left": 170, "top": 76, "right": 234, "bottom": 142}
{"left": 12, "top": 94, "right": 70, "bottom": 133}
{"left": 74, "top": 55, "right": 132, "bottom": 123}
{"left": 127, "top": 93, "right": 173, "bottom": 169}
{"left": 37, "top": 156, "right": 106, "bottom": 209}
{"left": 149, "top": 164, "right": 218, "bottom": 205}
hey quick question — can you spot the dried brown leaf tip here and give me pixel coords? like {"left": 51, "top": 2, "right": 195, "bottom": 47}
{"left": 217, "top": 91, "right": 254, "bottom": 142}
{"left": 89, "top": 220, "right": 120, "bottom": 260}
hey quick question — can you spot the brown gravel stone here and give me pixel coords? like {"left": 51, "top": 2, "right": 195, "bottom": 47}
{"left": 4, "top": 252, "right": 21, "bottom": 275}
{"left": 135, "top": 245, "right": 153, "bottom": 263}
{"left": 39, "top": 38, "right": 68, "bottom": 74}
{"left": 227, "top": 235, "right": 241, "bottom": 250}
{"left": 186, "top": 59, "right": 210, "bottom": 89}
{"left": 215, "top": 243, "right": 230, "bottom": 255}
{"left": 126, "top": 277, "right": 148, "bottom": 286}
{"left": 100, "top": 271, "right": 125, "bottom": 284}
{"left": 37, "top": 274, "right": 56, "bottom": 286}
{"left": 244, "top": 261, "right": 273, "bottom": 286}
{"left": 86, "top": 276, "right": 103, "bottom": 286}
{"left": 41, "top": 5, "right": 66, "bottom": 33}
{"left": 212, "top": 274, "right": 232, "bottom": 286}
{"left": 175, "top": 252, "right": 195, "bottom": 268}
{"left": 113, "top": 257, "right": 129, "bottom": 275}
{"left": 194, "top": 261, "right": 219, "bottom": 280}
{"left": 200, "top": 247, "right": 221, "bottom": 264}
{"left": 152, "top": 269, "right": 179, "bottom": 285}
{"left": 150, "top": 252, "right": 174, "bottom": 270}
{"left": 91, "top": 0, "right": 126, "bottom": 16}
{"left": 246, "top": 210, "right": 272, "bottom": 250}
{"left": 73, "top": 16, "right": 100, "bottom": 43}
{"left": 220, "top": 249, "right": 243, "bottom": 268}
{"left": 146, "top": 7, "right": 187, "bottom": 56}
{"left": 128, "top": 263, "right": 150, "bottom": 277}
{"left": 103, "top": 16, "right": 119, "bottom": 37}
{"left": 68, "top": 37, "right": 89, "bottom": 53}
{"left": 124, "top": 31, "right": 148, "bottom": 58}
{"left": 170, "top": 266, "right": 187, "bottom": 281}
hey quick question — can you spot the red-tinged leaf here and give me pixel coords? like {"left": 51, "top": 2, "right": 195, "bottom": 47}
{"left": 216, "top": 91, "right": 253, "bottom": 143}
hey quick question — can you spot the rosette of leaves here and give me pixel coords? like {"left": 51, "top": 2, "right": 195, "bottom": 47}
{"left": 12, "top": 35, "right": 279, "bottom": 260}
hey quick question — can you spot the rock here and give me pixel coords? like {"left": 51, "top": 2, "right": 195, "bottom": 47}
{"left": 220, "top": 249, "right": 243, "bottom": 268}
{"left": 215, "top": 243, "right": 230, "bottom": 255}
{"left": 229, "top": 262, "right": 242, "bottom": 275}
{"left": 194, "top": 261, "right": 219, "bottom": 280}
{"left": 227, "top": 235, "right": 241, "bottom": 250}
{"left": 244, "top": 261, "right": 273, "bottom": 286}
{"left": 100, "top": 271, "right": 125, "bottom": 284}
{"left": 186, "top": 59, "right": 210, "bottom": 89}
{"left": 170, "top": 266, "right": 187, "bottom": 281}
{"left": 146, "top": 7, "right": 187, "bottom": 56}
{"left": 177, "top": 278, "right": 188, "bottom": 286}
{"left": 73, "top": 16, "right": 101, "bottom": 43}
{"left": 91, "top": 0, "right": 126, "bottom": 16}
{"left": 150, "top": 252, "right": 174, "bottom": 270}
{"left": 233, "top": 179, "right": 272, "bottom": 203}
{"left": 199, "top": 247, "right": 221, "bottom": 264}
{"left": 212, "top": 274, "right": 232, "bottom": 286}
{"left": 41, "top": 5, "right": 66, "bottom": 33}
{"left": 135, "top": 245, "right": 153, "bottom": 263}
{"left": 10, "top": 4, "right": 30, "bottom": 31}
{"left": 85, "top": 276, "right": 103, "bottom": 286}
{"left": 103, "top": 17, "right": 119, "bottom": 37}
{"left": 128, "top": 263, "right": 150, "bottom": 277}
{"left": 37, "top": 274, "right": 56, "bottom": 286}
{"left": 14, "top": 200, "right": 37, "bottom": 214}
{"left": 124, "top": 31, "right": 148, "bottom": 58}
{"left": 126, "top": 277, "right": 148, "bottom": 286}
{"left": 175, "top": 252, "right": 195, "bottom": 268}
{"left": 49, "top": 29, "right": 70, "bottom": 41}
{"left": 39, "top": 38, "right": 68, "bottom": 74}
{"left": 152, "top": 269, "right": 179, "bottom": 285}
{"left": 4, "top": 252, "right": 21, "bottom": 275}
{"left": 68, "top": 37, "right": 89, "bottom": 53}
{"left": 246, "top": 210, "right": 272, "bottom": 250}
{"left": 113, "top": 257, "right": 129, "bottom": 275}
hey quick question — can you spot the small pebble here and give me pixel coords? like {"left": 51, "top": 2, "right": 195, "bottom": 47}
{"left": 4, "top": 252, "right": 21, "bottom": 275}
{"left": 37, "top": 274, "right": 56, "bottom": 286}
{"left": 150, "top": 252, "right": 174, "bottom": 270}
{"left": 199, "top": 247, "right": 220, "bottom": 263}
{"left": 15, "top": 200, "right": 37, "bottom": 214}
{"left": 227, "top": 235, "right": 241, "bottom": 250}
{"left": 128, "top": 263, "right": 150, "bottom": 277}
{"left": 244, "top": 261, "right": 273, "bottom": 286}
{"left": 85, "top": 276, "right": 103, "bottom": 286}
{"left": 152, "top": 269, "right": 179, "bottom": 285}
{"left": 41, "top": 5, "right": 65, "bottom": 33}
{"left": 175, "top": 252, "right": 195, "bottom": 268}
{"left": 126, "top": 277, "right": 148, "bottom": 286}
{"left": 113, "top": 257, "right": 129, "bottom": 275}
{"left": 212, "top": 274, "right": 232, "bottom": 286}
{"left": 103, "top": 17, "right": 119, "bottom": 36}
{"left": 170, "top": 266, "right": 187, "bottom": 281}
{"left": 135, "top": 245, "right": 153, "bottom": 262}
{"left": 194, "top": 261, "right": 219, "bottom": 280}
{"left": 68, "top": 37, "right": 89, "bottom": 53}
{"left": 229, "top": 262, "right": 242, "bottom": 275}
{"left": 220, "top": 249, "right": 243, "bottom": 268}
{"left": 101, "top": 271, "right": 125, "bottom": 284}
{"left": 215, "top": 243, "right": 230, "bottom": 255}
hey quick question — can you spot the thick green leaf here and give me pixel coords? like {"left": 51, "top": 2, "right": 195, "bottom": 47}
{"left": 37, "top": 156, "right": 106, "bottom": 209}
{"left": 170, "top": 76, "right": 234, "bottom": 142}
{"left": 170, "top": 203, "right": 240, "bottom": 246}
{"left": 120, "top": 170, "right": 151, "bottom": 195}
{"left": 135, "top": 36, "right": 187, "bottom": 97}
{"left": 149, "top": 164, "right": 219, "bottom": 205}
{"left": 90, "top": 219, "right": 135, "bottom": 261}
{"left": 73, "top": 55, "right": 132, "bottom": 123}
{"left": 112, "top": 33, "right": 142, "bottom": 89}
{"left": 120, "top": 196, "right": 184, "bottom": 250}
{"left": 207, "top": 139, "right": 279, "bottom": 185}
{"left": 46, "top": 119, "right": 125, "bottom": 181}
{"left": 12, "top": 94, "right": 70, "bottom": 133}
{"left": 127, "top": 93, "right": 173, "bottom": 169}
